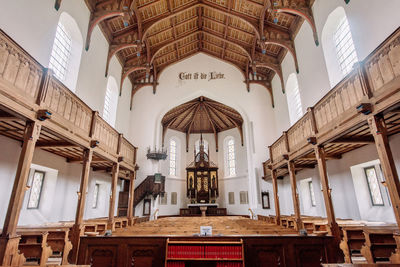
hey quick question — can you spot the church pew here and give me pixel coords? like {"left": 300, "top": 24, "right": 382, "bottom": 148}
{"left": 361, "top": 228, "right": 398, "bottom": 263}
{"left": 17, "top": 231, "right": 52, "bottom": 267}
{"left": 17, "top": 226, "right": 72, "bottom": 265}
{"left": 339, "top": 226, "right": 398, "bottom": 264}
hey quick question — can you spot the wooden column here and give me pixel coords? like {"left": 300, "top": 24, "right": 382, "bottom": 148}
{"left": 315, "top": 146, "right": 341, "bottom": 240}
{"left": 0, "top": 121, "right": 41, "bottom": 266}
{"left": 368, "top": 115, "right": 400, "bottom": 229}
{"left": 108, "top": 163, "right": 120, "bottom": 231}
{"left": 70, "top": 148, "right": 93, "bottom": 263}
{"left": 288, "top": 161, "right": 303, "bottom": 230}
{"left": 127, "top": 170, "right": 136, "bottom": 226}
{"left": 271, "top": 169, "right": 281, "bottom": 225}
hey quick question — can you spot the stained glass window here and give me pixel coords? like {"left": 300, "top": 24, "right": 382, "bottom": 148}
{"left": 365, "top": 167, "right": 384, "bottom": 206}
{"left": 169, "top": 139, "right": 177, "bottom": 176}
{"left": 49, "top": 22, "right": 72, "bottom": 81}
{"left": 27, "top": 171, "right": 45, "bottom": 209}
{"left": 334, "top": 16, "right": 358, "bottom": 76}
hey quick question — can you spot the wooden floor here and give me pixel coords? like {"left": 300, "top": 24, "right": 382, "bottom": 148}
{"left": 113, "top": 216, "right": 298, "bottom": 236}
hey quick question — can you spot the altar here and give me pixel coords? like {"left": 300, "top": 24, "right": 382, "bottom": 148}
{"left": 188, "top": 204, "right": 219, "bottom": 217}
{"left": 180, "top": 136, "right": 227, "bottom": 216}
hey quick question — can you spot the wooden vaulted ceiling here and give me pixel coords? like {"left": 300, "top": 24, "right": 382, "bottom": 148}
{"left": 79, "top": 0, "right": 323, "bottom": 107}
{"left": 161, "top": 96, "right": 244, "bottom": 151}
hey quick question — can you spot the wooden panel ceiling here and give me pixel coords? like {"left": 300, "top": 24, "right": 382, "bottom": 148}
{"left": 83, "top": 0, "right": 318, "bottom": 105}
{"left": 162, "top": 96, "right": 243, "bottom": 134}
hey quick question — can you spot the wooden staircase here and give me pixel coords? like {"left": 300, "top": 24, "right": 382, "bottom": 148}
{"left": 118, "top": 175, "right": 165, "bottom": 216}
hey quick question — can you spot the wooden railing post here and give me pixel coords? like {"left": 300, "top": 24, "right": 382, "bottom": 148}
{"left": 127, "top": 170, "right": 137, "bottom": 226}
{"left": 358, "top": 61, "right": 373, "bottom": 99}
{"left": 70, "top": 148, "right": 93, "bottom": 263}
{"left": 271, "top": 169, "right": 281, "bottom": 225}
{"left": 108, "top": 162, "right": 120, "bottom": 231}
{"left": 268, "top": 146, "right": 274, "bottom": 164}
{"left": 308, "top": 107, "right": 318, "bottom": 136}
{"left": 288, "top": 161, "right": 303, "bottom": 231}
{"left": 36, "top": 68, "right": 53, "bottom": 106}
{"left": 368, "top": 115, "right": 400, "bottom": 230}
{"left": 0, "top": 121, "right": 41, "bottom": 266}
{"left": 315, "top": 146, "right": 341, "bottom": 241}
{"left": 89, "top": 111, "right": 98, "bottom": 138}
{"left": 283, "top": 131, "right": 290, "bottom": 154}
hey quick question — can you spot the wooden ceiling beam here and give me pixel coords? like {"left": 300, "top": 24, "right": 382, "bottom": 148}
{"left": 201, "top": 2, "right": 260, "bottom": 39}
{"left": 130, "top": 0, "right": 143, "bottom": 40}
{"left": 121, "top": 65, "right": 148, "bottom": 95}
{"left": 262, "top": 39, "right": 299, "bottom": 73}
{"left": 259, "top": 0, "right": 271, "bottom": 39}
{"left": 142, "top": 3, "right": 200, "bottom": 40}
{"left": 329, "top": 136, "right": 375, "bottom": 145}
{"left": 105, "top": 43, "right": 140, "bottom": 76}
{"left": 142, "top": 3, "right": 261, "bottom": 43}
{"left": 202, "top": 102, "right": 219, "bottom": 152}
{"left": 36, "top": 141, "right": 80, "bottom": 149}
{"left": 275, "top": 6, "right": 319, "bottom": 46}
{"left": 146, "top": 16, "right": 197, "bottom": 40}
{"left": 221, "top": 0, "right": 232, "bottom": 60}
{"left": 253, "top": 61, "right": 285, "bottom": 93}
{"left": 85, "top": 10, "right": 126, "bottom": 51}
{"left": 202, "top": 16, "right": 253, "bottom": 37}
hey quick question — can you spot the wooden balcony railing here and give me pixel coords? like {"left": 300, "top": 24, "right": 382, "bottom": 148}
{"left": 0, "top": 29, "right": 137, "bottom": 170}
{"left": 0, "top": 31, "right": 43, "bottom": 112}
{"left": 91, "top": 112, "right": 120, "bottom": 157}
{"left": 39, "top": 72, "right": 93, "bottom": 140}
{"left": 267, "top": 27, "right": 400, "bottom": 169}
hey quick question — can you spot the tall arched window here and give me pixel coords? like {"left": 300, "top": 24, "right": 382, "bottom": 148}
{"left": 103, "top": 76, "right": 119, "bottom": 127}
{"left": 195, "top": 139, "right": 209, "bottom": 154}
{"left": 224, "top": 137, "right": 236, "bottom": 177}
{"left": 286, "top": 73, "right": 303, "bottom": 125}
{"left": 49, "top": 12, "right": 83, "bottom": 91}
{"left": 322, "top": 7, "right": 359, "bottom": 87}
{"left": 169, "top": 139, "right": 177, "bottom": 176}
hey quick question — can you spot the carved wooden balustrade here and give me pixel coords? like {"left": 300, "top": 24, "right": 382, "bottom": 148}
{"left": 266, "top": 27, "right": 400, "bottom": 170}
{"left": 0, "top": 29, "right": 137, "bottom": 170}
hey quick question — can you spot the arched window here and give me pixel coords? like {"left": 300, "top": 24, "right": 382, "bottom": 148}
{"left": 103, "top": 76, "right": 119, "bottom": 126}
{"left": 49, "top": 12, "right": 83, "bottom": 91}
{"left": 286, "top": 73, "right": 303, "bottom": 125}
{"left": 169, "top": 139, "right": 177, "bottom": 176}
{"left": 322, "top": 7, "right": 359, "bottom": 87}
{"left": 224, "top": 137, "right": 236, "bottom": 177}
{"left": 195, "top": 139, "right": 209, "bottom": 154}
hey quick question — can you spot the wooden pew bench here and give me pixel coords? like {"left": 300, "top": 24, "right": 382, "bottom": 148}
{"left": 361, "top": 227, "right": 398, "bottom": 263}
{"left": 340, "top": 226, "right": 367, "bottom": 263}
{"left": 18, "top": 226, "right": 72, "bottom": 265}
{"left": 17, "top": 231, "right": 52, "bottom": 267}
